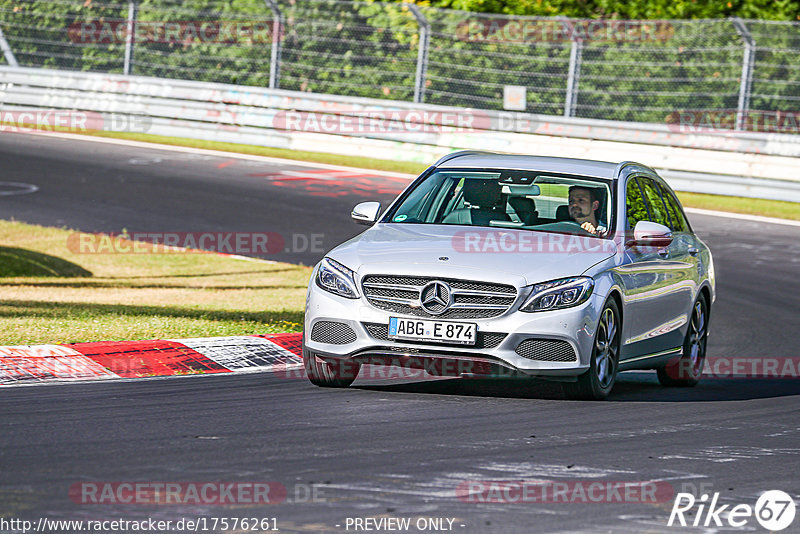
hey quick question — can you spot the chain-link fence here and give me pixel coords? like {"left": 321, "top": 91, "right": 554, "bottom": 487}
{"left": 1, "top": 0, "right": 798, "bottom": 131}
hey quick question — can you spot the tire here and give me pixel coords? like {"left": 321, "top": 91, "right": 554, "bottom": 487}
{"left": 303, "top": 345, "right": 359, "bottom": 388}
{"left": 562, "top": 299, "right": 621, "bottom": 400}
{"left": 657, "top": 294, "right": 708, "bottom": 387}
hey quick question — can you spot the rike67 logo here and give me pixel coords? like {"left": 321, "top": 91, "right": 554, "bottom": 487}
{"left": 668, "top": 490, "right": 796, "bottom": 531}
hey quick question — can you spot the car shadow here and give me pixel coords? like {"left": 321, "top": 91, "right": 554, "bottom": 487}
{"left": 353, "top": 370, "right": 800, "bottom": 402}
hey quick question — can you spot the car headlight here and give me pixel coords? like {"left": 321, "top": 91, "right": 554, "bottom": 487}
{"left": 315, "top": 257, "right": 360, "bottom": 299}
{"left": 520, "top": 277, "right": 594, "bottom": 312}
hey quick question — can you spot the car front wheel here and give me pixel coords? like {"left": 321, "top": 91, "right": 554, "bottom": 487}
{"left": 562, "top": 299, "right": 621, "bottom": 400}
{"left": 303, "top": 346, "right": 360, "bottom": 388}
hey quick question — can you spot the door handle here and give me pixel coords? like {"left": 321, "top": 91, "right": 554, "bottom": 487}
{"left": 688, "top": 246, "right": 699, "bottom": 256}
{"left": 658, "top": 248, "right": 669, "bottom": 258}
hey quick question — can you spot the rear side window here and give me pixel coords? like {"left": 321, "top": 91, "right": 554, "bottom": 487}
{"left": 658, "top": 183, "right": 690, "bottom": 233}
{"left": 625, "top": 178, "right": 649, "bottom": 230}
{"left": 638, "top": 177, "right": 671, "bottom": 228}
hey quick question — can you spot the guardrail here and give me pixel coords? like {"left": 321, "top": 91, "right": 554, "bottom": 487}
{"left": 1, "top": 65, "right": 799, "bottom": 202}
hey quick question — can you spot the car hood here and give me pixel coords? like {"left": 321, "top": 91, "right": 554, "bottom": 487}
{"left": 328, "top": 223, "right": 618, "bottom": 286}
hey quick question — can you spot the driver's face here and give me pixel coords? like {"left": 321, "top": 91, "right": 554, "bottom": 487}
{"left": 568, "top": 190, "right": 594, "bottom": 219}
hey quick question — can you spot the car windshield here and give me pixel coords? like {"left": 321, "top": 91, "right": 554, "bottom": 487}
{"left": 386, "top": 169, "right": 614, "bottom": 238}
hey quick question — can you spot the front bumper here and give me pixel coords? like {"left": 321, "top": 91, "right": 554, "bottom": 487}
{"left": 304, "top": 283, "right": 605, "bottom": 378}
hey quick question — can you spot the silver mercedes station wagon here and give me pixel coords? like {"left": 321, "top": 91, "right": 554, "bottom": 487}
{"left": 303, "top": 152, "right": 715, "bottom": 399}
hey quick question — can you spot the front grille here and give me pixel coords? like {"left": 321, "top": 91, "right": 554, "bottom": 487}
{"left": 363, "top": 322, "right": 506, "bottom": 349}
{"left": 515, "top": 339, "right": 577, "bottom": 362}
{"left": 310, "top": 321, "right": 357, "bottom": 344}
{"left": 361, "top": 275, "right": 517, "bottom": 319}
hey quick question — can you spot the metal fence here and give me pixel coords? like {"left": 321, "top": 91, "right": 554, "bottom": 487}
{"left": 1, "top": 0, "right": 799, "bottom": 130}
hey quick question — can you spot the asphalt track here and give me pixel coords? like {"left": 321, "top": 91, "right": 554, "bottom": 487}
{"left": 1, "top": 132, "right": 799, "bottom": 533}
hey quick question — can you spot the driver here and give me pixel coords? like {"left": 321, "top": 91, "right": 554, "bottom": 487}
{"left": 568, "top": 186, "right": 607, "bottom": 236}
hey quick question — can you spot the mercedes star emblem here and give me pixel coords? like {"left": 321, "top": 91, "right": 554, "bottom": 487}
{"left": 420, "top": 281, "right": 452, "bottom": 315}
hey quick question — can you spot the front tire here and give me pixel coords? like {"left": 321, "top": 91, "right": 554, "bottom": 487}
{"left": 562, "top": 299, "right": 621, "bottom": 400}
{"left": 657, "top": 294, "right": 708, "bottom": 387}
{"left": 303, "top": 346, "right": 360, "bottom": 388}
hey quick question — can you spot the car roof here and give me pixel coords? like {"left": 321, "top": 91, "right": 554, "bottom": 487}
{"left": 434, "top": 152, "right": 637, "bottom": 180}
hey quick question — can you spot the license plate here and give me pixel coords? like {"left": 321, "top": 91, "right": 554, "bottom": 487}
{"left": 388, "top": 317, "right": 476, "bottom": 345}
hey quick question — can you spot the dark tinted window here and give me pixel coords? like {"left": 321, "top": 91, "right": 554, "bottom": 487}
{"left": 638, "top": 177, "right": 670, "bottom": 228}
{"left": 625, "top": 178, "right": 649, "bottom": 230}
{"left": 658, "top": 183, "right": 690, "bottom": 233}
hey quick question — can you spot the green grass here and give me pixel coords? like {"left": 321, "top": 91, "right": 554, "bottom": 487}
{"left": 0, "top": 220, "right": 309, "bottom": 345}
{"left": 676, "top": 191, "right": 800, "bottom": 221}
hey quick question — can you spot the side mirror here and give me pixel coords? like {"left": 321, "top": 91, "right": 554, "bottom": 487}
{"left": 351, "top": 201, "right": 381, "bottom": 225}
{"left": 627, "top": 220, "right": 673, "bottom": 248}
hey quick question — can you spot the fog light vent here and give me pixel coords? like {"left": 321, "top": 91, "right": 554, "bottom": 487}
{"left": 310, "top": 321, "right": 357, "bottom": 344}
{"left": 515, "top": 339, "right": 576, "bottom": 362}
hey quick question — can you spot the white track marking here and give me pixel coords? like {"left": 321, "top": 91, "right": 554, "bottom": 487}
{"left": 0, "top": 181, "right": 39, "bottom": 196}
{"left": 0, "top": 345, "right": 118, "bottom": 384}
{"left": 172, "top": 336, "right": 302, "bottom": 372}
{"left": 659, "top": 446, "right": 800, "bottom": 463}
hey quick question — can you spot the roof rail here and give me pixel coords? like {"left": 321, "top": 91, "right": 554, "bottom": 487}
{"left": 433, "top": 150, "right": 498, "bottom": 167}
{"left": 614, "top": 160, "right": 656, "bottom": 177}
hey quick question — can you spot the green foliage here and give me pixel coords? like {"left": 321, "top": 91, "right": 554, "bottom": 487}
{"left": 434, "top": 0, "right": 800, "bottom": 20}
{"left": 625, "top": 179, "right": 649, "bottom": 230}
{"left": 277, "top": 0, "right": 417, "bottom": 99}
{"left": 0, "top": 0, "right": 128, "bottom": 71}
{"left": 1, "top": 0, "right": 798, "bottom": 126}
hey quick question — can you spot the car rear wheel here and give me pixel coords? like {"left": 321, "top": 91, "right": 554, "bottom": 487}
{"left": 657, "top": 294, "right": 708, "bottom": 387}
{"left": 303, "top": 346, "right": 360, "bottom": 388}
{"left": 562, "top": 299, "right": 620, "bottom": 400}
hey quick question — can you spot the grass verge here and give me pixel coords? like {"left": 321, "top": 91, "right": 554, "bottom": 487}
{"left": 88, "top": 130, "right": 800, "bottom": 221}
{"left": 676, "top": 191, "right": 800, "bottom": 221}
{"left": 0, "top": 220, "right": 309, "bottom": 345}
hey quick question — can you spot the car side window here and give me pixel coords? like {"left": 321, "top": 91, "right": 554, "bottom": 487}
{"left": 638, "top": 178, "right": 671, "bottom": 228}
{"left": 625, "top": 177, "right": 649, "bottom": 231}
{"left": 658, "top": 183, "right": 690, "bottom": 233}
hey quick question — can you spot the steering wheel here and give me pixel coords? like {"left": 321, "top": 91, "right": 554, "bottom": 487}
{"left": 559, "top": 220, "right": 597, "bottom": 236}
